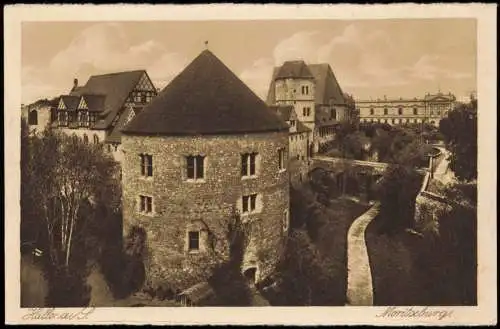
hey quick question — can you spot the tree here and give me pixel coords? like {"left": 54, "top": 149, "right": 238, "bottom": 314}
{"left": 21, "top": 127, "right": 121, "bottom": 306}
{"left": 269, "top": 230, "right": 339, "bottom": 306}
{"left": 375, "top": 164, "right": 422, "bottom": 234}
{"left": 439, "top": 99, "right": 477, "bottom": 181}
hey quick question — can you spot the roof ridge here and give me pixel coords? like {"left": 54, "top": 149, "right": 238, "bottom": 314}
{"left": 88, "top": 69, "right": 145, "bottom": 78}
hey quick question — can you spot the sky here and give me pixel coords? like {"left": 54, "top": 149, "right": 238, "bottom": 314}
{"left": 21, "top": 19, "right": 477, "bottom": 105}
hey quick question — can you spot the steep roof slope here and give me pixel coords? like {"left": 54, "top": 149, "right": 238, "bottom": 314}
{"left": 275, "top": 60, "right": 314, "bottom": 80}
{"left": 123, "top": 50, "right": 288, "bottom": 135}
{"left": 307, "top": 64, "right": 346, "bottom": 106}
{"left": 70, "top": 70, "right": 145, "bottom": 128}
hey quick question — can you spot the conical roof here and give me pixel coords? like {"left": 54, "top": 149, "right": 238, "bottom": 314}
{"left": 123, "top": 50, "right": 288, "bottom": 135}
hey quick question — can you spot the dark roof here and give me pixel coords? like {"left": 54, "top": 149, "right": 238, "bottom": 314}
{"left": 269, "top": 105, "right": 293, "bottom": 121}
{"left": 308, "top": 64, "right": 346, "bottom": 105}
{"left": 70, "top": 70, "right": 145, "bottom": 129}
{"left": 266, "top": 67, "right": 280, "bottom": 105}
{"left": 81, "top": 94, "right": 106, "bottom": 112}
{"left": 266, "top": 63, "right": 346, "bottom": 106}
{"left": 106, "top": 106, "right": 134, "bottom": 144}
{"left": 295, "top": 120, "right": 311, "bottom": 133}
{"left": 123, "top": 50, "right": 288, "bottom": 135}
{"left": 60, "top": 95, "right": 80, "bottom": 111}
{"left": 275, "top": 60, "right": 314, "bottom": 80}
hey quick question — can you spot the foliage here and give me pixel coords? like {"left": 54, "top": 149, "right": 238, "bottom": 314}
{"left": 20, "top": 120, "right": 122, "bottom": 306}
{"left": 268, "top": 230, "right": 339, "bottom": 306}
{"left": 375, "top": 165, "right": 422, "bottom": 235}
{"left": 439, "top": 100, "right": 477, "bottom": 181}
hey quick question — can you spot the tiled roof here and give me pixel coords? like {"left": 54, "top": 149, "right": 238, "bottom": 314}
{"left": 307, "top": 64, "right": 346, "bottom": 106}
{"left": 106, "top": 106, "right": 135, "bottom": 144}
{"left": 123, "top": 50, "right": 289, "bottom": 135}
{"left": 70, "top": 70, "right": 145, "bottom": 129}
{"left": 269, "top": 104, "right": 294, "bottom": 121}
{"left": 82, "top": 94, "right": 106, "bottom": 112}
{"left": 275, "top": 60, "right": 314, "bottom": 80}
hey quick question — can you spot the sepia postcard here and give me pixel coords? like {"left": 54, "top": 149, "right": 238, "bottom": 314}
{"left": 4, "top": 3, "right": 497, "bottom": 326}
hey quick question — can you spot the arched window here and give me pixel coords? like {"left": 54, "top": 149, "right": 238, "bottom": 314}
{"left": 83, "top": 134, "right": 89, "bottom": 144}
{"left": 398, "top": 107, "right": 403, "bottom": 115}
{"left": 93, "top": 134, "right": 99, "bottom": 144}
{"left": 413, "top": 108, "right": 418, "bottom": 115}
{"left": 370, "top": 108, "right": 374, "bottom": 115}
{"left": 28, "top": 110, "right": 38, "bottom": 125}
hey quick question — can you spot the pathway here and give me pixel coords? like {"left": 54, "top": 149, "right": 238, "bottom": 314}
{"left": 345, "top": 202, "right": 380, "bottom": 306}
{"left": 432, "top": 147, "right": 456, "bottom": 185}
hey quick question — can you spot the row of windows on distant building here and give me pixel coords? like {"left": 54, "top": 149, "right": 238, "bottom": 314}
{"left": 139, "top": 149, "right": 287, "bottom": 180}
{"left": 368, "top": 107, "right": 446, "bottom": 116}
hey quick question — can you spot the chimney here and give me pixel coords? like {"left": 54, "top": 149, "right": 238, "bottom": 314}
{"left": 73, "top": 78, "right": 78, "bottom": 90}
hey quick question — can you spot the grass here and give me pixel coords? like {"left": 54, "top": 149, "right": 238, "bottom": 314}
{"left": 313, "top": 197, "right": 371, "bottom": 305}
{"left": 365, "top": 223, "right": 428, "bottom": 305}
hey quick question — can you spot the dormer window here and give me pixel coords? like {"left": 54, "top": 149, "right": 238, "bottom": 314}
{"left": 289, "top": 120, "right": 296, "bottom": 127}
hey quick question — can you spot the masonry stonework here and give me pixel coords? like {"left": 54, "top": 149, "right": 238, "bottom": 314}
{"left": 121, "top": 131, "right": 290, "bottom": 290}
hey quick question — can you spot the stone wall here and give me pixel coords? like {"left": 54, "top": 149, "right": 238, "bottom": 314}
{"left": 121, "top": 132, "right": 290, "bottom": 289}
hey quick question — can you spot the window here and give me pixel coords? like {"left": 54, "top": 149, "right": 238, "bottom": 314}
{"left": 384, "top": 108, "right": 388, "bottom": 115}
{"left": 278, "top": 148, "right": 286, "bottom": 171}
{"left": 139, "top": 195, "right": 153, "bottom": 213}
{"left": 188, "top": 231, "right": 200, "bottom": 251}
{"left": 83, "top": 134, "right": 89, "bottom": 144}
{"left": 242, "top": 194, "right": 257, "bottom": 214}
{"left": 241, "top": 153, "right": 257, "bottom": 177}
{"left": 141, "top": 93, "right": 147, "bottom": 103}
{"left": 59, "top": 111, "right": 68, "bottom": 126}
{"left": 392, "top": 118, "right": 395, "bottom": 124}
{"left": 93, "top": 134, "right": 100, "bottom": 144}
{"left": 331, "top": 109, "right": 337, "bottom": 120}
{"left": 140, "top": 154, "right": 153, "bottom": 177}
{"left": 413, "top": 108, "right": 418, "bottom": 115}
{"left": 187, "top": 155, "right": 205, "bottom": 180}
{"left": 89, "top": 114, "right": 96, "bottom": 126}
{"left": 81, "top": 111, "right": 89, "bottom": 127}
{"left": 289, "top": 120, "right": 296, "bottom": 127}
{"left": 302, "top": 107, "right": 311, "bottom": 117}
{"left": 301, "top": 85, "right": 309, "bottom": 95}
{"left": 370, "top": 108, "right": 374, "bottom": 115}
{"left": 28, "top": 110, "right": 38, "bottom": 125}
{"left": 398, "top": 107, "right": 403, "bottom": 115}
